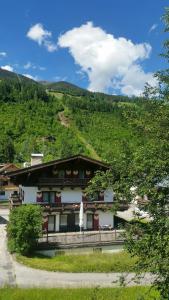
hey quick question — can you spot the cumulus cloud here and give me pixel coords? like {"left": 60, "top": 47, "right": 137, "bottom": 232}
{"left": 0, "top": 52, "right": 7, "bottom": 57}
{"left": 23, "top": 73, "right": 38, "bottom": 81}
{"left": 27, "top": 23, "right": 57, "bottom": 52}
{"left": 58, "top": 22, "right": 156, "bottom": 96}
{"left": 149, "top": 23, "right": 158, "bottom": 33}
{"left": 27, "top": 23, "right": 51, "bottom": 44}
{"left": 1, "top": 65, "right": 14, "bottom": 72}
{"left": 120, "top": 65, "right": 158, "bottom": 96}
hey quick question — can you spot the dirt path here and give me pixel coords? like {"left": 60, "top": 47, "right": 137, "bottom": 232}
{"left": 58, "top": 110, "right": 101, "bottom": 160}
{"left": 58, "top": 111, "right": 70, "bottom": 128}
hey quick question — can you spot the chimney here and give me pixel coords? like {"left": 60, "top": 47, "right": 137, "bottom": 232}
{"left": 31, "top": 153, "right": 44, "bottom": 166}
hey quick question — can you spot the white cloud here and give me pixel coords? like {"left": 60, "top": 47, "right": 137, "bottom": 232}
{"left": 0, "top": 52, "right": 7, "bottom": 57}
{"left": 53, "top": 75, "right": 67, "bottom": 81}
{"left": 27, "top": 23, "right": 57, "bottom": 52}
{"left": 149, "top": 24, "right": 158, "bottom": 33}
{"left": 39, "top": 66, "right": 46, "bottom": 71}
{"left": 23, "top": 73, "right": 38, "bottom": 81}
{"left": 120, "top": 65, "right": 158, "bottom": 96}
{"left": 24, "top": 61, "right": 32, "bottom": 69}
{"left": 44, "top": 41, "right": 57, "bottom": 52}
{"left": 1, "top": 65, "right": 14, "bottom": 72}
{"left": 27, "top": 23, "right": 51, "bottom": 45}
{"left": 58, "top": 22, "right": 156, "bottom": 96}
{"left": 24, "top": 61, "right": 46, "bottom": 71}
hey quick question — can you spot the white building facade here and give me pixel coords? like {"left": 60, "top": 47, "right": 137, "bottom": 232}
{"left": 8, "top": 155, "right": 127, "bottom": 232}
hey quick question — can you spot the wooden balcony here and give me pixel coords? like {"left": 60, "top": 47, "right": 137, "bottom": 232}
{"left": 38, "top": 177, "right": 90, "bottom": 187}
{"left": 39, "top": 201, "right": 129, "bottom": 212}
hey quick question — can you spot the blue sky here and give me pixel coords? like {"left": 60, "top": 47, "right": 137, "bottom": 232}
{"left": 0, "top": 0, "right": 167, "bottom": 96}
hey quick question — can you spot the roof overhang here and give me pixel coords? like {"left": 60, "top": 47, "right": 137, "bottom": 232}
{"left": 6, "top": 155, "right": 109, "bottom": 178}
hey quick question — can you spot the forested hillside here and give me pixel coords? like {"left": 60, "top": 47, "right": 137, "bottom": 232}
{"left": 0, "top": 73, "right": 168, "bottom": 165}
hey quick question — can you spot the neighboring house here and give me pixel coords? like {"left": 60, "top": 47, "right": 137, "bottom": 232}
{"left": 0, "top": 163, "right": 19, "bottom": 200}
{"left": 7, "top": 155, "right": 128, "bottom": 232}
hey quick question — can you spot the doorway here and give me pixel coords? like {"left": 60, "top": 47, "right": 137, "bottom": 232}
{"left": 48, "top": 215, "right": 55, "bottom": 232}
{"left": 67, "top": 214, "right": 75, "bottom": 232}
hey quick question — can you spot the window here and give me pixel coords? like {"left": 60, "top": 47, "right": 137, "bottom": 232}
{"left": 88, "top": 192, "right": 99, "bottom": 202}
{"left": 59, "top": 170, "right": 65, "bottom": 178}
{"left": 0, "top": 191, "right": 5, "bottom": 196}
{"left": 79, "top": 170, "right": 84, "bottom": 179}
{"left": 60, "top": 214, "right": 67, "bottom": 226}
{"left": 87, "top": 214, "right": 93, "bottom": 229}
{"left": 75, "top": 214, "right": 79, "bottom": 226}
{"left": 42, "top": 192, "right": 55, "bottom": 203}
{"left": 48, "top": 215, "right": 55, "bottom": 232}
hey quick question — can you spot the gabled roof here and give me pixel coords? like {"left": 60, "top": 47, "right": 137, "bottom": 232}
{"left": 6, "top": 155, "right": 109, "bottom": 177}
{"left": 0, "top": 163, "right": 19, "bottom": 174}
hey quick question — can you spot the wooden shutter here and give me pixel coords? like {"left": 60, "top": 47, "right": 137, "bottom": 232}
{"left": 55, "top": 191, "right": 61, "bottom": 203}
{"left": 36, "top": 191, "right": 42, "bottom": 203}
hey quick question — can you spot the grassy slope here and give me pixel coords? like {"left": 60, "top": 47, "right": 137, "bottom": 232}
{"left": 64, "top": 99, "right": 164, "bottom": 162}
{"left": 0, "top": 99, "right": 89, "bottom": 162}
{"left": 0, "top": 287, "right": 159, "bottom": 300}
{"left": 56, "top": 94, "right": 100, "bottom": 160}
{"left": 0, "top": 200, "right": 9, "bottom": 206}
{"left": 16, "top": 251, "right": 138, "bottom": 272}
{"left": 0, "top": 85, "right": 166, "bottom": 163}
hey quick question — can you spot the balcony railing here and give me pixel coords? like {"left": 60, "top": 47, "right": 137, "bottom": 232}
{"left": 38, "top": 201, "right": 129, "bottom": 211}
{"left": 38, "top": 177, "right": 90, "bottom": 187}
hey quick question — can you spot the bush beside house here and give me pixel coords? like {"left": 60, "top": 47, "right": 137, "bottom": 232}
{"left": 7, "top": 205, "right": 42, "bottom": 255}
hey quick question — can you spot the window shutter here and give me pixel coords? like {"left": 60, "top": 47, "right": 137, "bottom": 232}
{"left": 55, "top": 191, "right": 61, "bottom": 203}
{"left": 43, "top": 216, "right": 48, "bottom": 231}
{"left": 99, "top": 191, "right": 104, "bottom": 201}
{"left": 37, "top": 191, "right": 42, "bottom": 203}
{"left": 82, "top": 190, "right": 87, "bottom": 202}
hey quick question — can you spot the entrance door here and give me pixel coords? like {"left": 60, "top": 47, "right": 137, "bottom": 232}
{"left": 93, "top": 214, "right": 99, "bottom": 230}
{"left": 48, "top": 215, "right": 55, "bottom": 232}
{"left": 87, "top": 214, "right": 93, "bottom": 230}
{"left": 67, "top": 214, "right": 75, "bottom": 232}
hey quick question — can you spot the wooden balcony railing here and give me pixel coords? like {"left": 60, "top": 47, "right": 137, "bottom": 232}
{"left": 38, "top": 201, "right": 129, "bottom": 211}
{"left": 38, "top": 177, "right": 90, "bottom": 187}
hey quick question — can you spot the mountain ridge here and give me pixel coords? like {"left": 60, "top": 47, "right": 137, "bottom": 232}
{"left": 0, "top": 68, "right": 131, "bottom": 102}
{"left": 0, "top": 68, "right": 37, "bottom": 84}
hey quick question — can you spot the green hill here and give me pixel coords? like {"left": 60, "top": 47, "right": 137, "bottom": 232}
{"left": 0, "top": 69, "right": 49, "bottom": 103}
{"left": 0, "top": 68, "right": 37, "bottom": 83}
{"left": 41, "top": 80, "right": 130, "bottom": 103}
{"left": 41, "top": 80, "right": 91, "bottom": 97}
{"left": 0, "top": 72, "right": 168, "bottom": 166}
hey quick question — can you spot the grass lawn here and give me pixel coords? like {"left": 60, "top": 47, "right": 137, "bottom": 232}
{"left": 0, "top": 200, "right": 9, "bottom": 206}
{"left": 0, "top": 287, "right": 159, "bottom": 300}
{"left": 16, "top": 251, "right": 138, "bottom": 273}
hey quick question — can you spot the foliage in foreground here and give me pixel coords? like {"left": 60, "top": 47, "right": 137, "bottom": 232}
{"left": 7, "top": 205, "right": 42, "bottom": 255}
{"left": 16, "top": 251, "right": 137, "bottom": 273}
{"left": 87, "top": 8, "right": 169, "bottom": 299}
{"left": 0, "top": 287, "right": 160, "bottom": 300}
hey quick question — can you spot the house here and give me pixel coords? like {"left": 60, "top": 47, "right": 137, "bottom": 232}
{"left": 7, "top": 155, "right": 128, "bottom": 232}
{"left": 0, "top": 163, "right": 19, "bottom": 200}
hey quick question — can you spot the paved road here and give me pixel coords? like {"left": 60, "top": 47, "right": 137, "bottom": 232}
{"left": 0, "top": 208, "right": 154, "bottom": 288}
{"left": 0, "top": 209, "right": 15, "bottom": 287}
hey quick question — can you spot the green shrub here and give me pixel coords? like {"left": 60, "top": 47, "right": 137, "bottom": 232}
{"left": 7, "top": 205, "right": 42, "bottom": 255}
